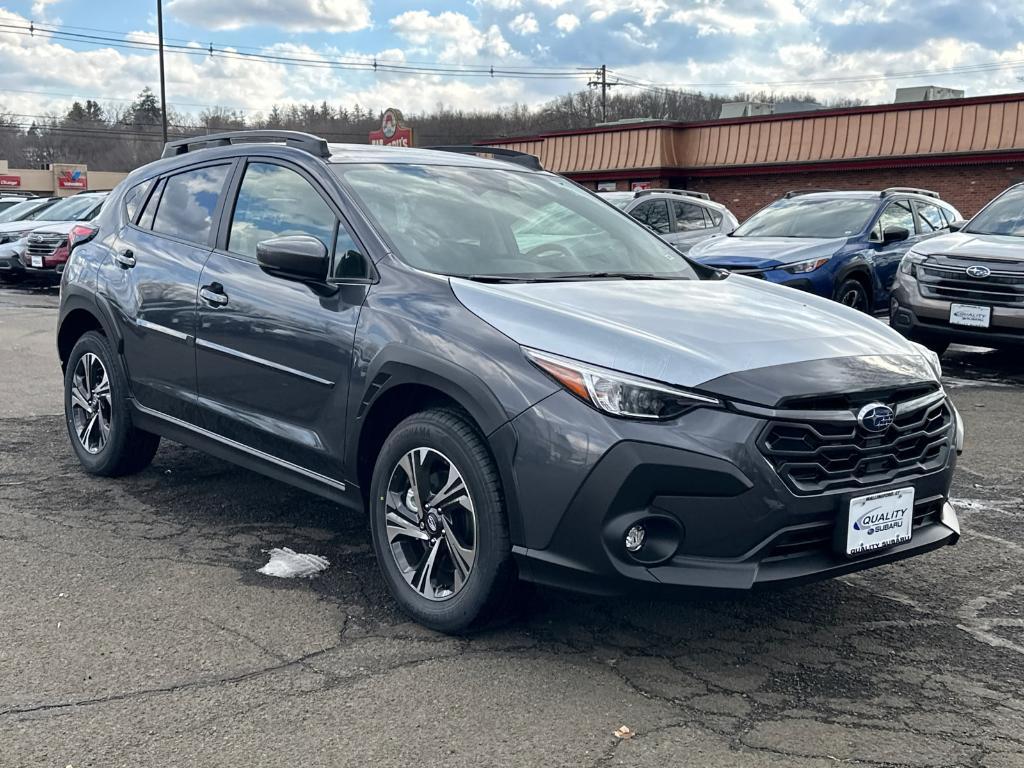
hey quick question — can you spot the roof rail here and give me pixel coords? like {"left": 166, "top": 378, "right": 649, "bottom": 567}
{"left": 0, "top": 191, "right": 36, "bottom": 198}
{"left": 161, "top": 130, "right": 331, "bottom": 160}
{"left": 881, "top": 186, "right": 940, "bottom": 199}
{"left": 783, "top": 189, "right": 835, "bottom": 198}
{"left": 430, "top": 145, "right": 543, "bottom": 171}
{"left": 634, "top": 188, "right": 711, "bottom": 201}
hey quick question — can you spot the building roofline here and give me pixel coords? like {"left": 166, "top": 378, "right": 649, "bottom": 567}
{"left": 477, "top": 90, "right": 1024, "bottom": 146}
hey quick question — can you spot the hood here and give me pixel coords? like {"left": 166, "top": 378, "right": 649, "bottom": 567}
{"left": 27, "top": 220, "right": 78, "bottom": 236}
{"left": 0, "top": 220, "right": 39, "bottom": 237}
{"left": 688, "top": 235, "right": 846, "bottom": 268}
{"left": 914, "top": 231, "right": 1024, "bottom": 262}
{"left": 450, "top": 275, "right": 931, "bottom": 394}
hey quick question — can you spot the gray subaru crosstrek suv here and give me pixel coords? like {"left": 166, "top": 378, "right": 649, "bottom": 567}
{"left": 891, "top": 182, "right": 1024, "bottom": 353}
{"left": 57, "top": 131, "right": 963, "bottom": 632}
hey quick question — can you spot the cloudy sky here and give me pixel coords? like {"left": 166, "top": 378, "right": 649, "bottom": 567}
{"left": 2, "top": 0, "right": 1024, "bottom": 121}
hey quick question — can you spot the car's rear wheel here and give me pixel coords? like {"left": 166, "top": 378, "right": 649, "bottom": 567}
{"left": 369, "top": 408, "right": 513, "bottom": 633}
{"left": 834, "top": 277, "right": 870, "bottom": 312}
{"left": 64, "top": 331, "right": 160, "bottom": 476}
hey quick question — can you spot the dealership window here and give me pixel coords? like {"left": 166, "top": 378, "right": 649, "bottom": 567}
{"left": 152, "top": 165, "right": 230, "bottom": 246}
{"left": 916, "top": 202, "right": 946, "bottom": 233}
{"left": 630, "top": 199, "right": 671, "bottom": 234}
{"left": 672, "top": 200, "right": 710, "bottom": 231}
{"left": 872, "top": 200, "right": 915, "bottom": 240}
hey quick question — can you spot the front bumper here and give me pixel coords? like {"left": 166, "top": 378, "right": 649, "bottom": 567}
{"left": 506, "top": 390, "right": 959, "bottom": 595}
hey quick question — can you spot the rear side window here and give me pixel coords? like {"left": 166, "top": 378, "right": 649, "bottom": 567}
{"left": 228, "top": 162, "right": 337, "bottom": 259}
{"left": 152, "top": 165, "right": 230, "bottom": 246}
{"left": 631, "top": 199, "right": 671, "bottom": 234}
{"left": 123, "top": 179, "right": 153, "bottom": 224}
{"left": 672, "top": 200, "right": 709, "bottom": 231}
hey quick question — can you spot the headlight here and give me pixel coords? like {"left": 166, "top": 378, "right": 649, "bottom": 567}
{"left": 909, "top": 341, "right": 942, "bottom": 379}
{"left": 900, "top": 252, "right": 927, "bottom": 276}
{"left": 781, "top": 256, "right": 830, "bottom": 274}
{"left": 524, "top": 347, "right": 719, "bottom": 420}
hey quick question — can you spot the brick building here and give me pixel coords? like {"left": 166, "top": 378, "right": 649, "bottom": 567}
{"left": 479, "top": 91, "right": 1024, "bottom": 219}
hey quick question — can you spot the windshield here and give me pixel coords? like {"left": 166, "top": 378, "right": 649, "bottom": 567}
{"left": 335, "top": 163, "right": 697, "bottom": 280}
{"left": 965, "top": 185, "right": 1024, "bottom": 236}
{"left": 0, "top": 199, "right": 46, "bottom": 223}
{"left": 35, "top": 195, "right": 103, "bottom": 222}
{"left": 733, "top": 197, "right": 878, "bottom": 238}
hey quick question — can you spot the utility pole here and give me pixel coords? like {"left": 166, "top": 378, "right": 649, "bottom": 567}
{"left": 157, "top": 0, "right": 168, "bottom": 144}
{"left": 588, "top": 65, "right": 613, "bottom": 123}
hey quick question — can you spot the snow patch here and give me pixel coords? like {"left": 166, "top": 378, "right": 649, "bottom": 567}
{"left": 258, "top": 547, "right": 330, "bottom": 579}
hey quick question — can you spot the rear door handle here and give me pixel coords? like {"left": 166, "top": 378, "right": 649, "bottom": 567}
{"left": 114, "top": 249, "right": 135, "bottom": 268}
{"left": 200, "top": 283, "right": 229, "bottom": 307}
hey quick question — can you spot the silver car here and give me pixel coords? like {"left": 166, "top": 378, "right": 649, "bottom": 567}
{"left": 599, "top": 189, "right": 739, "bottom": 253}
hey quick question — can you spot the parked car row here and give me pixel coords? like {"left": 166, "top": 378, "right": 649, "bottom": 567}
{"left": 602, "top": 181, "right": 1021, "bottom": 355}
{"left": 0, "top": 191, "right": 108, "bottom": 284}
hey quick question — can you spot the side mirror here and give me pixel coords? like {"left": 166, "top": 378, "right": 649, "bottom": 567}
{"left": 256, "top": 235, "right": 328, "bottom": 282}
{"left": 947, "top": 218, "right": 968, "bottom": 233}
{"left": 882, "top": 226, "right": 910, "bottom": 244}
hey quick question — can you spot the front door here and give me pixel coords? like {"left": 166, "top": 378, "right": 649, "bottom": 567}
{"left": 870, "top": 198, "right": 920, "bottom": 299}
{"left": 103, "top": 163, "right": 233, "bottom": 422}
{"left": 194, "top": 159, "right": 369, "bottom": 481}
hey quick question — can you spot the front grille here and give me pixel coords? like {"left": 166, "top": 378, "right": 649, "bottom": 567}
{"left": 918, "top": 262, "right": 1024, "bottom": 307}
{"left": 758, "top": 395, "right": 953, "bottom": 495}
{"left": 763, "top": 497, "right": 945, "bottom": 559}
{"left": 26, "top": 233, "right": 66, "bottom": 258}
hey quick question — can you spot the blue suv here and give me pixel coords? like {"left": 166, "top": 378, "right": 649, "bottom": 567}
{"left": 688, "top": 189, "right": 962, "bottom": 312}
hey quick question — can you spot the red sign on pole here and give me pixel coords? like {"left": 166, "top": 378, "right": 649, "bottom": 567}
{"left": 0, "top": 175, "right": 21, "bottom": 188}
{"left": 369, "top": 108, "right": 413, "bottom": 147}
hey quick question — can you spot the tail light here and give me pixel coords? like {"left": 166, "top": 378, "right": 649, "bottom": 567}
{"left": 68, "top": 224, "right": 98, "bottom": 253}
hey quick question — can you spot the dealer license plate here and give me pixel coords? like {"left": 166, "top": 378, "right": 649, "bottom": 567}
{"left": 949, "top": 303, "right": 991, "bottom": 328}
{"left": 846, "top": 487, "right": 915, "bottom": 556}
{"left": 30, "top": 255, "right": 43, "bottom": 268}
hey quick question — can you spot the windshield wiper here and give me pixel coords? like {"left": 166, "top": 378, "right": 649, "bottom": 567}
{"left": 544, "top": 271, "right": 679, "bottom": 281}
{"left": 462, "top": 274, "right": 550, "bottom": 283}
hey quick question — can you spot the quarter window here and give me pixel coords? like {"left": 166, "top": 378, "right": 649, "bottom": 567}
{"left": 873, "top": 201, "right": 916, "bottom": 240}
{"left": 123, "top": 179, "right": 154, "bottom": 224}
{"left": 152, "top": 165, "right": 230, "bottom": 245}
{"left": 630, "top": 199, "right": 671, "bottom": 234}
{"left": 672, "top": 201, "right": 710, "bottom": 231}
{"left": 916, "top": 202, "right": 946, "bottom": 233}
{"left": 228, "top": 163, "right": 337, "bottom": 260}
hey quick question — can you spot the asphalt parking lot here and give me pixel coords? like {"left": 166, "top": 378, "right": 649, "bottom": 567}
{"left": 2, "top": 285, "right": 1024, "bottom": 768}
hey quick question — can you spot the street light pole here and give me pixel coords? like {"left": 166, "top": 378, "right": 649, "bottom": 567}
{"left": 156, "top": 0, "right": 168, "bottom": 144}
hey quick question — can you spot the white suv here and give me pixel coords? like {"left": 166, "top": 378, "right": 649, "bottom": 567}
{"left": 599, "top": 189, "right": 739, "bottom": 253}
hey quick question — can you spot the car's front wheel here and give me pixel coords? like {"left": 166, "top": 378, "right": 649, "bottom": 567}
{"left": 64, "top": 330, "right": 160, "bottom": 476}
{"left": 369, "top": 408, "right": 513, "bottom": 633}
{"left": 834, "top": 277, "right": 871, "bottom": 312}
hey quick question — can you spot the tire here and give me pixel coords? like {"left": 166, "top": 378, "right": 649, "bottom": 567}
{"left": 64, "top": 330, "right": 160, "bottom": 476}
{"left": 369, "top": 407, "right": 514, "bottom": 633}
{"left": 834, "top": 277, "right": 871, "bottom": 312}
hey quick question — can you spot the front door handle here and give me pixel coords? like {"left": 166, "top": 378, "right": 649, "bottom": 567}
{"left": 199, "top": 283, "right": 229, "bottom": 307}
{"left": 114, "top": 249, "right": 135, "bottom": 268}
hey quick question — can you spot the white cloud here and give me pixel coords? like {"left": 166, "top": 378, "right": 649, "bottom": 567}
{"left": 585, "top": 0, "right": 668, "bottom": 25}
{"left": 390, "top": 10, "right": 518, "bottom": 62}
{"left": 554, "top": 13, "right": 580, "bottom": 34}
{"left": 30, "top": 0, "right": 62, "bottom": 20}
{"left": 165, "top": 0, "right": 371, "bottom": 33}
{"left": 510, "top": 12, "right": 539, "bottom": 35}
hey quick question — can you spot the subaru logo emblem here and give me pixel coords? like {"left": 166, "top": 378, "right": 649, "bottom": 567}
{"left": 966, "top": 265, "right": 991, "bottom": 278}
{"left": 857, "top": 403, "right": 894, "bottom": 433}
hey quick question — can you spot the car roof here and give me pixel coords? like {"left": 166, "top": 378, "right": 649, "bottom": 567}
{"left": 615, "top": 190, "right": 727, "bottom": 211}
{"left": 324, "top": 143, "right": 541, "bottom": 172}
{"left": 779, "top": 190, "right": 949, "bottom": 203}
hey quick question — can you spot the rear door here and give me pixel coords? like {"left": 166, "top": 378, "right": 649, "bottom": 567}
{"left": 667, "top": 199, "right": 715, "bottom": 251}
{"left": 104, "top": 162, "right": 234, "bottom": 422}
{"left": 194, "top": 158, "right": 370, "bottom": 481}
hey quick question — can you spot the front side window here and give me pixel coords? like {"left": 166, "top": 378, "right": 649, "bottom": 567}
{"left": 630, "top": 199, "right": 671, "bottom": 234}
{"left": 336, "top": 163, "right": 695, "bottom": 280}
{"left": 872, "top": 200, "right": 916, "bottom": 240}
{"left": 152, "top": 165, "right": 230, "bottom": 245}
{"left": 916, "top": 202, "right": 946, "bottom": 233}
{"left": 733, "top": 198, "right": 878, "bottom": 238}
{"left": 965, "top": 186, "right": 1024, "bottom": 236}
{"left": 672, "top": 201, "right": 709, "bottom": 231}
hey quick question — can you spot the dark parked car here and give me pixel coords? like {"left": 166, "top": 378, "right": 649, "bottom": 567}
{"left": 891, "top": 182, "right": 1024, "bottom": 354}
{"left": 58, "top": 131, "right": 963, "bottom": 632}
{"left": 688, "top": 189, "right": 962, "bottom": 312}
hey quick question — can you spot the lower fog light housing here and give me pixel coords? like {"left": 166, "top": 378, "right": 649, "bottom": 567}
{"left": 624, "top": 524, "right": 646, "bottom": 553}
